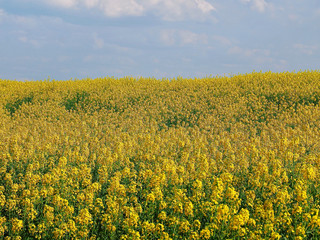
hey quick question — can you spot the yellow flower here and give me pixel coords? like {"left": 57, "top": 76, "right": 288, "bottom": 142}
{"left": 276, "top": 188, "right": 291, "bottom": 204}
{"left": 77, "top": 229, "right": 89, "bottom": 239}
{"left": 0, "top": 217, "right": 7, "bottom": 236}
{"left": 292, "top": 204, "right": 303, "bottom": 215}
{"left": 160, "top": 232, "right": 172, "bottom": 240}
{"left": 216, "top": 204, "right": 230, "bottom": 222}
{"left": 27, "top": 208, "right": 37, "bottom": 221}
{"left": 184, "top": 201, "right": 194, "bottom": 217}
{"left": 247, "top": 218, "right": 256, "bottom": 228}
{"left": 10, "top": 184, "right": 19, "bottom": 194}
{"left": 179, "top": 220, "right": 190, "bottom": 233}
{"left": 225, "top": 187, "right": 239, "bottom": 202}
{"left": 37, "top": 223, "right": 46, "bottom": 235}
{"left": 2, "top": 71, "right": 320, "bottom": 239}
{"left": 75, "top": 208, "right": 92, "bottom": 225}
{"left": 220, "top": 172, "right": 233, "bottom": 183}
{"left": 0, "top": 191, "right": 6, "bottom": 207}
{"left": 193, "top": 220, "right": 201, "bottom": 231}
{"left": 67, "top": 220, "right": 77, "bottom": 235}
{"left": 6, "top": 199, "right": 17, "bottom": 211}
{"left": 230, "top": 208, "right": 250, "bottom": 230}
{"left": 128, "top": 229, "right": 141, "bottom": 240}
{"left": 158, "top": 211, "right": 167, "bottom": 221}
{"left": 189, "top": 231, "right": 199, "bottom": 240}
{"left": 156, "top": 223, "right": 165, "bottom": 233}
{"left": 53, "top": 227, "right": 65, "bottom": 239}
{"left": 120, "top": 235, "right": 128, "bottom": 240}
{"left": 301, "top": 164, "right": 317, "bottom": 181}
{"left": 193, "top": 179, "right": 203, "bottom": 190}
{"left": 40, "top": 188, "right": 48, "bottom": 198}
{"left": 43, "top": 204, "right": 55, "bottom": 224}
{"left": 271, "top": 231, "right": 281, "bottom": 240}
{"left": 146, "top": 192, "right": 156, "bottom": 203}
{"left": 295, "top": 225, "right": 306, "bottom": 237}
{"left": 200, "top": 229, "right": 211, "bottom": 239}
{"left": 89, "top": 234, "right": 97, "bottom": 240}
{"left": 11, "top": 218, "right": 23, "bottom": 233}
{"left": 142, "top": 221, "right": 155, "bottom": 233}
{"left": 303, "top": 213, "right": 311, "bottom": 222}
{"left": 28, "top": 223, "right": 36, "bottom": 236}
{"left": 58, "top": 156, "right": 68, "bottom": 168}
{"left": 239, "top": 208, "right": 250, "bottom": 223}
{"left": 173, "top": 200, "right": 183, "bottom": 214}
{"left": 296, "top": 189, "right": 307, "bottom": 202}
{"left": 159, "top": 201, "right": 167, "bottom": 210}
{"left": 264, "top": 223, "right": 274, "bottom": 235}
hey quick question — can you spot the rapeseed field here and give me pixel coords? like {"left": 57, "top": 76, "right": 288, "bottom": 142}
{"left": 1, "top": 71, "right": 320, "bottom": 239}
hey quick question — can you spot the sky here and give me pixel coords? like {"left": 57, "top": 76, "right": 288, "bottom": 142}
{"left": 0, "top": 0, "right": 319, "bottom": 81}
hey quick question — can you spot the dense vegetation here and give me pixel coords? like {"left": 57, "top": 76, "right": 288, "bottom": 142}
{"left": 1, "top": 71, "right": 320, "bottom": 239}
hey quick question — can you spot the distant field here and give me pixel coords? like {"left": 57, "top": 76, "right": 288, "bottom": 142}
{"left": 1, "top": 71, "right": 320, "bottom": 239}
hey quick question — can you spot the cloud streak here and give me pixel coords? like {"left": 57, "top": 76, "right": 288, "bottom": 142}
{"left": 240, "top": 0, "right": 268, "bottom": 12}
{"left": 160, "top": 29, "right": 208, "bottom": 46}
{"left": 93, "top": 34, "right": 104, "bottom": 49}
{"left": 43, "top": 0, "right": 215, "bottom": 20}
{"left": 0, "top": 9, "right": 5, "bottom": 24}
{"left": 293, "top": 43, "right": 318, "bottom": 55}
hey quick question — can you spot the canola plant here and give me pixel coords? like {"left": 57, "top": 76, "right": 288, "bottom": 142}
{"left": 0, "top": 71, "right": 320, "bottom": 239}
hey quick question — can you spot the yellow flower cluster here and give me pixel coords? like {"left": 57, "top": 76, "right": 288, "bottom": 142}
{"left": 0, "top": 71, "right": 320, "bottom": 239}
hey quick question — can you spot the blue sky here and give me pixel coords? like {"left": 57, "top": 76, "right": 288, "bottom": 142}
{"left": 0, "top": 0, "right": 319, "bottom": 80}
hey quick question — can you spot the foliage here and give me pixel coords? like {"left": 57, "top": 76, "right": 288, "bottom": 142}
{"left": 0, "top": 71, "right": 320, "bottom": 239}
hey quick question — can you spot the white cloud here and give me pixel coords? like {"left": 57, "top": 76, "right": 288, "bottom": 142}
{"left": 228, "top": 46, "right": 270, "bottom": 58}
{"left": 83, "top": 0, "right": 100, "bottom": 8}
{"left": 100, "top": 0, "right": 144, "bottom": 17}
{"left": 0, "top": 8, "right": 5, "bottom": 16}
{"left": 152, "top": 0, "right": 215, "bottom": 21}
{"left": 240, "top": 0, "right": 268, "bottom": 12}
{"left": 160, "top": 29, "right": 176, "bottom": 46}
{"left": 18, "top": 35, "right": 42, "bottom": 47}
{"left": 47, "top": 0, "right": 78, "bottom": 8}
{"left": 3, "top": 13, "right": 75, "bottom": 49}
{"left": 58, "top": 55, "right": 72, "bottom": 62}
{"left": 179, "top": 30, "right": 208, "bottom": 45}
{"left": 12, "top": 15, "right": 38, "bottom": 27}
{"left": 19, "top": 36, "right": 28, "bottom": 43}
{"left": 212, "top": 35, "right": 233, "bottom": 46}
{"left": 160, "top": 29, "right": 208, "bottom": 46}
{"left": 253, "top": 0, "right": 267, "bottom": 12}
{"left": 93, "top": 34, "right": 104, "bottom": 49}
{"left": 293, "top": 44, "right": 318, "bottom": 55}
{"left": 83, "top": 55, "right": 94, "bottom": 63}
{"left": 226, "top": 45, "right": 288, "bottom": 71}
{"left": 41, "top": 0, "right": 215, "bottom": 20}
{"left": 0, "top": 9, "right": 6, "bottom": 23}
{"left": 195, "top": 0, "right": 215, "bottom": 13}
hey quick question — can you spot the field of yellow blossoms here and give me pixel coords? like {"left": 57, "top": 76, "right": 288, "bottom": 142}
{"left": 1, "top": 71, "right": 320, "bottom": 240}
